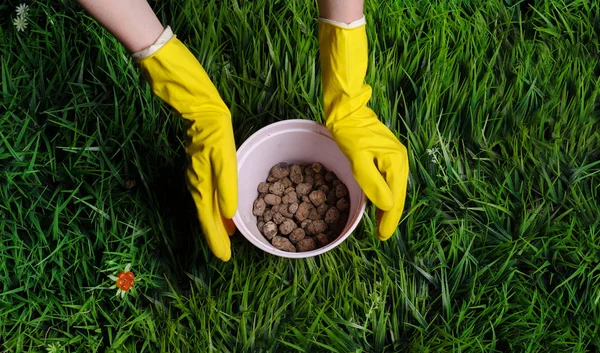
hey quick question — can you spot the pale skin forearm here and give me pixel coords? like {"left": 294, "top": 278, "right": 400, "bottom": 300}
{"left": 318, "top": 0, "right": 364, "bottom": 23}
{"left": 76, "top": 0, "right": 164, "bottom": 53}
{"left": 77, "top": 0, "right": 363, "bottom": 53}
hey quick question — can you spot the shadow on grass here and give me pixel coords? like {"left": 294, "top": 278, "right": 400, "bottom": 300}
{"left": 136, "top": 128, "right": 212, "bottom": 292}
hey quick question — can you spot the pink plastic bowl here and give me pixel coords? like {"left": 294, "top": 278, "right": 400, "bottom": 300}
{"left": 232, "top": 119, "right": 366, "bottom": 258}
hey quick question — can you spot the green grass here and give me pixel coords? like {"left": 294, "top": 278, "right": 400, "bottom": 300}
{"left": 2, "top": 0, "right": 600, "bottom": 351}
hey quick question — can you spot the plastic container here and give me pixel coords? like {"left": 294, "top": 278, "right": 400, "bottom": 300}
{"left": 232, "top": 119, "right": 366, "bottom": 258}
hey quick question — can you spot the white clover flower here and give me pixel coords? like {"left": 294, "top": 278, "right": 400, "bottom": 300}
{"left": 13, "top": 16, "right": 28, "bottom": 32}
{"left": 46, "top": 342, "right": 63, "bottom": 353}
{"left": 16, "top": 3, "right": 29, "bottom": 17}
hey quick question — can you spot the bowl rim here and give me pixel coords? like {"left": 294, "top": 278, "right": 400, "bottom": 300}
{"left": 232, "top": 119, "right": 367, "bottom": 259}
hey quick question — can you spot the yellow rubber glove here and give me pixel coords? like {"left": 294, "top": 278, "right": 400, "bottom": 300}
{"left": 318, "top": 19, "right": 409, "bottom": 240}
{"left": 135, "top": 33, "right": 237, "bottom": 261}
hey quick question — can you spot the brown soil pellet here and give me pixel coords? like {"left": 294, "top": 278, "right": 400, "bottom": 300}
{"left": 314, "top": 174, "right": 325, "bottom": 187}
{"left": 253, "top": 198, "right": 266, "bottom": 217}
{"left": 264, "top": 194, "right": 282, "bottom": 205}
{"left": 335, "top": 184, "right": 348, "bottom": 198}
{"left": 325, "top": 171, "right": 336, "bottom": 182}
{"left": 282, "top": 191, "right": 297, "bottom": 204}
{"left": 307, "top": 206, "right": 321, "bottom": 221}
{"left": 317, "top": 203, "right": 330, "bottom": 216}
{"left": 304, "top": 166, "right": 314, "bottom": 176}
{"left": 326, "top": 190, "right": 337, "bottom": 205}
{"left": 279, "top": 219, "right": 297, "bottom": 235}
{"left": 262, "top": 221, "right": 278, "bottom": 240}
{"left": 311, "top": 162, "right": 323, "bottom": 174}
{"left": 255, "top": 161, "right": 351, "bottom": 252}
{"left": 281, "top": 177, "right": 293, "bottom": 189}
{"left": 270, "top": 163, "right": 290, "bottom": 180}
{"left": 289, "top": 228, "right": 306, "bottom": 244}
{"left": 272, "top": 236, "right": 296, "bottom": 252}
{"left": 336, "top": 198, "right": 349, "bottom": 211}
{"left": 279, "top": 204, "right": 294, "bottom": 218}
{"left": 309, "top": 190, "right": 326, "bottom": 207}
{"left": 294, "top": 202, "right": 311, "bottom": 222}
{"left": 325, "top": 207, "right": 340, "bottom": 224}
{"left": 258, "top": 182, "right": 271, "bottom": 194}
{"left": 303, "top": 175, "right": 314, "bottom": 185}
{"left": 315, "top": 233, "right": 330, "bottom": 247}
{"left": 306, "top": 220, "right": 328, "bottom": 235}
{"left": 273, "top": 212, "right": 286, "bottom": 225}
{"left": 263, "top": 209, "right": 274, "bottom": 222}
{"left": 296, "top": 183, "right": 312, "bottom": 197}
{"left": 300, "top": 219, "right": 312, "bottom": 229}
{"left": 269, "top": 182, "right": 285, "bottom": 196}
{"left": 290, "top": 164, "right": 303, "bottom": 184}
{"left": 296, "top": 237, "right": 316, "bottom": 252}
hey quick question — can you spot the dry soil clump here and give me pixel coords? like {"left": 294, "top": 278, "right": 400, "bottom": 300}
{"left": 253, "top": 162, "right": 350, "bottom": 252}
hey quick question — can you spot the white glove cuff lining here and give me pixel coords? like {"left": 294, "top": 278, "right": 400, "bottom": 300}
{"left": 132, "top": 25, "right": 174, "bottom": 60}
{"left": 318, "top": 16, "right": 366, "bottom": 28}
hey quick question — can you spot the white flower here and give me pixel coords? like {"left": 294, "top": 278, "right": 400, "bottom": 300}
{"left": 13, "top": 16, "right": 28, "bottom": 32}
{"left": 16, "top": 4, "right": 29, "bottom": 17}
{"left": 426, "top": 147, "right": 440, "bottom": 164}
{"left": 46, "top": 342, "right": 63, "bottom": 353}
{"left": 426, "top": 148, "right": 438, "bottom": 156}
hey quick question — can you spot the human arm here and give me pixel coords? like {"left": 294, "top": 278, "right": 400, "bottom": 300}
{"left": 76, "top": 0, "right": 164, "bottom": 53}
{"left": 317, "top": 0, "right": 410, "bottom": 239}
{"left": 318, "top": 0, "right": 364, "bottom": 24}
{"left": 76, "top": 0, "right": 238, "bottom": 261}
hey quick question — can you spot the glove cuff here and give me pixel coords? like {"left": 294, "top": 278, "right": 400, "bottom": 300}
{"left": 132, "top": 26, "right": 175, "bottom": 60}
{"left": 318, "top": 15, "right": 366, "bottom": 29}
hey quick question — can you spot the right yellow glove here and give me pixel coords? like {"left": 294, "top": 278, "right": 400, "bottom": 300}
{"left": 134, "top": 28, "right": 237, "bottom": 261}
{"left": 318, "top": 18, "right": 409, "bottom": 240}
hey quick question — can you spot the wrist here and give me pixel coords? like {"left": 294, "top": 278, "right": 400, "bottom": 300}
{"left": 132, "top": 26, "right": 175, "bottom": 60}
{"left": 318, "top": 15, "right": 366, "bottom": 29}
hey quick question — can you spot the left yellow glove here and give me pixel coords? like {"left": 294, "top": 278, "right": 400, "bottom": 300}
{"left": 134, "top": 27, "right": 237, "bottom": 261}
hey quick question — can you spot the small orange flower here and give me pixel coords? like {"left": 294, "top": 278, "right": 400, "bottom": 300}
{"left": 108, "top": 263, "right": 135, "bottom": 298}
{"left": 116, "top": 270, "right": 135, "bottom": 291}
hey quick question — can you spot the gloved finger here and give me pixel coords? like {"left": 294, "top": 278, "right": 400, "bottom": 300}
{"left": 376, "top": 208, "right": 383, "bottom": 225}
{"left": 187, "top": 169, "right": 232, "bottom": 261}
{"left": 222, "top": 214, "right": 236, "bottom": 236}
{"left": 376, "top": 149, "right": 409, "bottom": 240}
{"left": 200, "top": 189, "right": 232, "bottom": 261}
{"left": 214, "top": 131, "right": 238, "bottom": 220}
{"left": 351, "top": 153, "right": 395, "bottom": 212}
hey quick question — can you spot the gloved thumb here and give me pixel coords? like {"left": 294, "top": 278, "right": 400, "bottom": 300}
{"left": 351, "top": 154, "right": 394, "bottom": 211}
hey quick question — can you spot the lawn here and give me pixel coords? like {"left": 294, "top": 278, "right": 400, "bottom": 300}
{"left": 1, "top": 0, "right": 600, "bottom": 352}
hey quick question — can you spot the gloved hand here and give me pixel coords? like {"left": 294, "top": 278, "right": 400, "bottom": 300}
{"left": 318, "top": 18, "right": 409, "bottom": 240}
{"left": 134, "top": 27, "right": 237, "bottom": 261}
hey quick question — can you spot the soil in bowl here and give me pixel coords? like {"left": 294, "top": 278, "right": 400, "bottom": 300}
{"left": 252, "top": 162, "right": 350, "bottom": 252}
